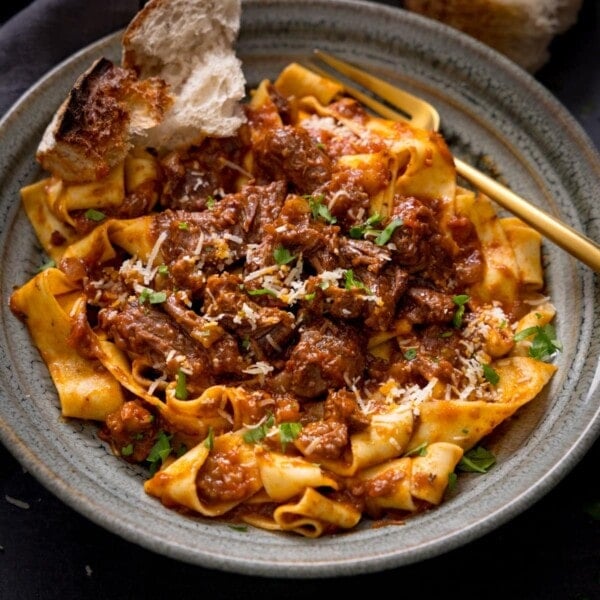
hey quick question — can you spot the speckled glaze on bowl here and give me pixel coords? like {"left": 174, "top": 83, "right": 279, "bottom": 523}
{"left": 0, "top": 0, "right": 599, "bottom": 578}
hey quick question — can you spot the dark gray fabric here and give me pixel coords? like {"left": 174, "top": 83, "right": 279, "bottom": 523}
{"left": 0, "top": 0, "right": 139, "bottom": 116}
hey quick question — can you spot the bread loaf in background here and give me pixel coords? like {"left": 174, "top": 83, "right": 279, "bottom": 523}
{"left": 402, "top": 0, "right": 584, "bottom": 72}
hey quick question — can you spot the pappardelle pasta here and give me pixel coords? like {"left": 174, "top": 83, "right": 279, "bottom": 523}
{"left": 10, "top": 62, "right": 560, "bottom": 537}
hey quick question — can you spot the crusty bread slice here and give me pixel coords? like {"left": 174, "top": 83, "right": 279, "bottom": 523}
{"left": 403, "top": 0, "right": 583, "bottom": 72}
{"left": 37, "top": 0, "right": 246, "bottom": 182}
{"left": 36, "top": 57, "right": 171, "bottom": 182}
{"left": 122, "top": 0, "right": 246, "bottom": 149}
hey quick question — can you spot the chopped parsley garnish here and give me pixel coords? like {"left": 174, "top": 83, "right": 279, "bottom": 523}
{"left": 343, "top": 269, "right": 371, "bottom": 294}
{"left": 452, "top": 294, "right": 470, "bottom": 328}
{"left": 304, "top": 292, "right": 316, "bottom": 301}
{"left": 147, "top": 431, "right": 172, "bottom": 474}
{"left": 482, "top": 363, "right": 500, "bottom": 385}
{"left": 273, "top": 245, "right": 297, "bottom": 265}
{"left": 84, "top": 208, "right": 106, "bottom": 222}
{"left": 404, "top": 347, "right": 417, "bottom": 360}
{"left": 374, "top": 218, "right": 403, "bottom": 246}
{"left": 243, "top": 412, "right": 275, "bottom": 444}
{"left": 228, "top": 524, "right": 249, "bottom": 532}
{"left": 306, "top": 194, "right": 337, "bottom": 224}
{"left": 457, "top": 446, "right": 496, "bottom": 473}
{"left": 157, "top": 264, "right": 169, "bottom": 276}
{"left": 348, "top": 214, "right": 402, "bottom": 245}
{"left": 206, "top": 195, "right": 216, "bottom": 209}
{"left": 139, "top": 288, "right": 167, "bottom": 305}
{"left": 178, "top": 221, "right": 189, "bottom": 230}
{"left": 121, "top": 443, "right": 134, "bottom": 456}
{"left": 175, "top": 369, "right": 188, "bottom": 400}
{"left": 404, "top": 442, "right": 428, "bottom": 457}
{"left": 348, "top": 213, "right": 383, "bottom": 239}
{"left": 279, "top": 422, "right": 302, "bottom": 452}
{"left": 247, "top": 287, "right": 278, "bottom": 297}
{"left": 446, "top": 472, "right": 458, "bottom": 492}
{"left": 513, "top": 324, "right": 562, "bottom": 361}
{"left": 203, "top": 426, "right": 214, "bottom": 450}
{"left": 37, "top": 259, "right": 56, "bottom": 272}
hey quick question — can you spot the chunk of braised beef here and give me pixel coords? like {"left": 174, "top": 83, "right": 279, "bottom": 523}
{"left": 202, "top": 273, "right": 296, "bottom": 359}
{"left": 252, "top": 125, "right": 332, "bottom": 194}
{"left": 271, "top": 195, "right": 341, "bottom": 273}
{"left": 99, "top": 400, "right": 158, "bottom": 463}
{"left": 401, "top": 286, "right": 456, "bottom": 324}
{"left": 388, "top": 195, "right": 438, "bottom": 270}
{"left": 358, "top": 265, "right": 409, "bottom": 331}
{"left": 162, "top": 294, "right": 248, "bottom": 376}
{"left": 300, "top": 276, "right": 366, "bottom": 321}
{"left": 266, "top": 82, "right": 295, "bottom": 125}
{"left": 238, "top": 181, "right": 287, "bottom": 243}
{"left": 338, "top": 237, "right": 391, "bottom": 274}
{"left": 159, "top": 133, "right": 249, "bottom": 211}
{"left": 294, "top": 419, "right": 349, "bottom": 460}
{"left": 98, "top": 299, "right": 215, "bottom": 394}
{"left": 281, "top": 318, "right": 365, "bottom": 399}
{"left": 446, "top": 214, "right": 485, "bottom": 286}
{"left": 314, "top": 169, "right": 371, "bottom": 230}
{"left": 323, "top": 389, "right": 370, "bottom": 433}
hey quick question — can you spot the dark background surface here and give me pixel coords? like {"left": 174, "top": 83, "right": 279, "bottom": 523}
{"left": 1, "top": 1, "right": 598, "bottom": 598}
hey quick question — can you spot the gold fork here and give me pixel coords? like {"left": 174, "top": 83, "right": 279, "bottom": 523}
{"left": 309, "top": 49, "right": 600, "bottom": 273}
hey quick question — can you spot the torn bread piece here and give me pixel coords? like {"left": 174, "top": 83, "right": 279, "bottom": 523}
{"left": 36, "top": 0, "right": 246, "bottom": 183}
{"left": 122, "top": 0, "right": 246, "bottom": 149}
{"left": 36, "top": 57, "right": 171, "bottom": 183}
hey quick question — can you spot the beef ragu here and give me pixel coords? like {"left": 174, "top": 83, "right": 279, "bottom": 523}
{"left": 11, "top": 63, "right": 559, "bottom": 537}
{"left": 94, "top": 87, "right": 482, "bottom": 441}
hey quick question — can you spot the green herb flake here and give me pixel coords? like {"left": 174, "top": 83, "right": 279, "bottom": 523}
{"left": 304, "top": 292, "right": 316, "bottom": 301}
{"left": 157, "top": 264, "right": 169, "bottom": 276}
{"left": 404, "top": 348, "right": 417, "bottom": 360}
{"left": 374, "top": 218, "right": 403, "bottom": 246}
{"left": 405, "top": 442, "right": 428, "bottom": 457}
{"left": 343, "top": 269, "right": 371, "bottom": 294}
{"left": 146, "top": 431, "right": 172, "bottom": 474}
{"left": 228, "top": 524, "right": 249, "bottom": 532}
{"left": 273, "top": 245, "right": 297, "bottom": 265}
{"left": 513, "top": 324, "right": 562, "bottom": 361}
{"left": 37, "top": 259, "right": 56, "bottom": 272}
{"left": 243, "top": 412, "right": 275, "bottom": 444}
{"left": 178, "top": 221, "right": 189, "bottom": 230}
{"left": 121, "top": 443, "right": 134, "bottom": 456}
{"left": 175, "top": 369, "right": 188, "bottom": 400}
{"left": 447, "top": 472, "right": 458, "bottom": 492}
{"left": 452, "top": 294, "right": 470, "bottom": 328}
{"left": 206, "top": 196, "right": 216, "bottom": 209}
{"left": 247, "top": 287, "right": 278, "bottom": 297}
{"left": 348, "top": 213, "right": 383, "bottom": 239}
{"left": 203, "top": 427, "right": 214, "bottom": 450}
{"left": 306, "top": 194, "right": 337, "bottom": 224}
{"left": 279, "top": 422, "right": 302, "bottom": 452}
{"left": 482, "top": 363, "right": 500, "bottom": 385}
{"left": 457, "top": 446, "right": 496, "bottom": 474}
{"left": 139, "top": 288, "right": 167, "bottom": 305}
{"left": 84, "top": 208, "right": 106, "bottom": 222}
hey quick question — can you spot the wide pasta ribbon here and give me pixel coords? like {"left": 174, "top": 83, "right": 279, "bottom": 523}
{"left": 9, "top": 268, "right": 124, "bottom": 420}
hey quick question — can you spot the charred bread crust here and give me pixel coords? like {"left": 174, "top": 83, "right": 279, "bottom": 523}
{"left": 36, "top": 57, "right": 171, "bottom": 183}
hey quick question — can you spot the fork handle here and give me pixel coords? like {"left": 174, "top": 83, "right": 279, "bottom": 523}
{"left": 455, "top": 158, "right": 600, "bottom": 272}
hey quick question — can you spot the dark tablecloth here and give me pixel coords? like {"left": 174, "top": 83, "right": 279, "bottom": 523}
{"left": 1, "top": 1, "right": 598, "bottom": 598}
